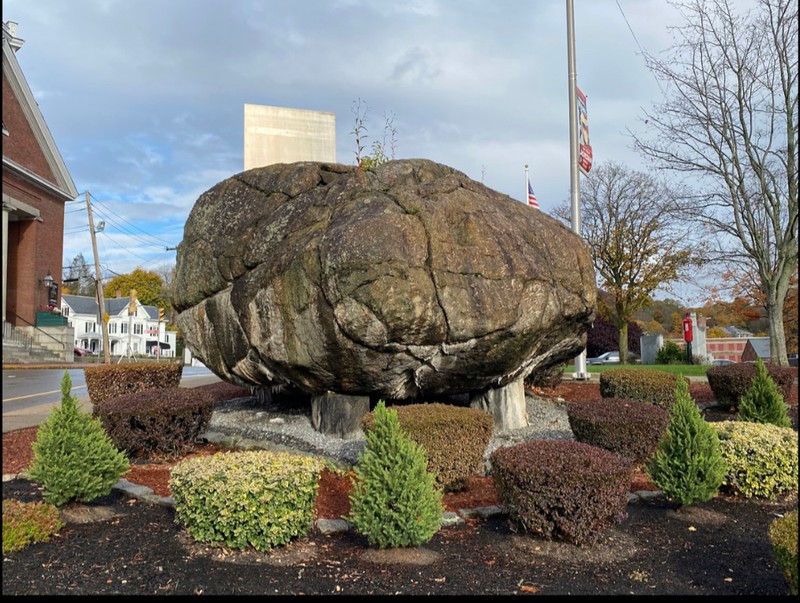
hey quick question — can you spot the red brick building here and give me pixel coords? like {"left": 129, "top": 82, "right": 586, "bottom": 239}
{"left": 2, "top": 20, "right": 77, "bottom": 331}
{"left": 705, "top": 337, "right": 770, "bottom": 363}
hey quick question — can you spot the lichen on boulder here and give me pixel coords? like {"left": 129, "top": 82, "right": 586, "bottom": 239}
{"left": 172, "top": 159, "right": 596, "bottom": 401}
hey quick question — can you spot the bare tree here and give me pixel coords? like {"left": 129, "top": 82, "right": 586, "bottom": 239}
{"left": 553, "top": 161, "right": 704, "bottom": 364}
{"left": 632, "top": 0, "right": 798, "bottom": 365}
{"left": 63, "top": 253, "right": 95, "bottom": 297}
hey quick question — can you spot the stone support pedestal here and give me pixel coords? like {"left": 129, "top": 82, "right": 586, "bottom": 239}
{"left": 311, "top": 392, "right": 370, "bottom": 439}
{"left": 469, "top": 378, "right": 528, "bottom": 432}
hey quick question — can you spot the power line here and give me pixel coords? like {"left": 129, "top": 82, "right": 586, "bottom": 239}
{"left": 89, "top": 192, "right": 174, "bottom": 247}
{"left": 615, "top": 0, "right": 665, "bottom": 96}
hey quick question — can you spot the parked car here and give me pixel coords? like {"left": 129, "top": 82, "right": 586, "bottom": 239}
{"left": 73, "top": 347, "right": 96, "bottom": 357}
{"left": 586, "top": 351, "right": 620, "bottom": 365}
{"left": 711, "top": 359, "right": 735, "bottom": 366}
{"left": 789, "top": 353, "right": 798, "bottom": 367}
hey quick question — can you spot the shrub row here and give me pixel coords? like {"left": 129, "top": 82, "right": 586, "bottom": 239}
{"left": 84, "top": 361, "right": 183, "bottom": 406}
{"left": 490, "top": 440, "right": 632, "bottom": 546}
{"left": 93, "top": 387, "right": 215, "bottom": 458}
{"left": 567, "top": 398, "right": 670, "bottom": 464}
{"left": 769, "top": 509, "right": 798, "bottom": 596}
{"left": 706, "top": 363, "right": 795, "bottom": 411}
{"left": 169, "top": 450, "right": 325, "bottom": 552}
{"left": 361, "top": 402, "right": 493, "bottom": 492}
{"left": 599, "top": 369, "right": 688, "bottom": 410}
{"left": 711, "top": 421, "right": 798, "bottom": 499}
{"left": 2, "top": 499, "right": 64, "bottom": 554}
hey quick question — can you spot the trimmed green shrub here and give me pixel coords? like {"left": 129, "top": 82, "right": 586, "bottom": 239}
{"left": 93, "top": 387, "right": 214, "bottom": 458}
{"left": 567, "top": 398, "right": 670, "bottom": 465}
{"left": 348, "top": 401, "right": 444, "bottom": 549}
{"left": 711, "top": 421, "right": 798, "bottom": 499}
{"left": 656, "top": 340, "right": 686, "bottom": 365}
{"left": 28, "top": 371, "right": 130, "bottom": 507}
{"left": 646, "top": 377, "right": 726, "bottom": 506}
{"left": 737, "top": 358, "right": 791, "bottom": 428}
{"left": 170, "top": 450, "right": 324, "bottom": 552}
{"left": 769, "top": 509, "right": 798, "bottom": 595}
{"left": 361, "top": 403, "right": 494, "bottom": 492}
{"left": 84, "top": 361, "right": 183, "bottom": 406}
{"left": 599, "top": 369, "right": 689, "bottom": 410}
{"left": 490, "top": 440, "right": 632, "bottom": 546}
{"left": 706, "top": 362, "right": 795, "bottom": 411}
{"left": 2, "top": 499, "right": 64, "bottom": 553}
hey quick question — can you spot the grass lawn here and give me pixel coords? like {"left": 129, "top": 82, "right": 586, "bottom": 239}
{"left": 564, "top": 363, "right": 711, "bottom": 378}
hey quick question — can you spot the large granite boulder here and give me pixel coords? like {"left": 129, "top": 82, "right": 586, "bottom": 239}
{"left": 172, "top": 159, "right": 596, "bottom": 402}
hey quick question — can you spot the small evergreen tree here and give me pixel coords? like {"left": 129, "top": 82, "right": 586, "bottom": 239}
{"left": 28, "top": 371, "right": 129, "bottom": 507}
{"left": 347, "top": 401, "right": 443, "bottom": 548}
{"left": 646, "top": 376, "right": 726, "bottom": 506}
{"left": 738, "top": 358, "right": 791, "bottom": 428}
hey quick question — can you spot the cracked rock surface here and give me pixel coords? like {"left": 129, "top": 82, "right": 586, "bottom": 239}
{"left": 173, "top": 159, "right": 596, "bottom": 399}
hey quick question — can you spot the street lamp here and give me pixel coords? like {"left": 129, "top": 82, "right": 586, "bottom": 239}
{"left": 42, "top": 272, "right": 53, "bottom": 289}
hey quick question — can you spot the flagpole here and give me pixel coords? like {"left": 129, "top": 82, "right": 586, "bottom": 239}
{"left": 524, "top": 164, "right": 529, "bottom": 204}
{"left": 567, "top": 0, "right": 589, "bottom": 380}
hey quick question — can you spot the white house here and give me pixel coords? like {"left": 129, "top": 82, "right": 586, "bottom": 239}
{"left": 60, "top": 294, "right": 175, "bottom": 358}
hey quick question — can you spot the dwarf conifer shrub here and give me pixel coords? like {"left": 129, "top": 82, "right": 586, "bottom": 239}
{"left": 769, "top": 509, "right": 798, "bottom": 595}
{"left": 28, "top": 371, "right": 130, "bottom": 507}
{"left": 646, "top": 377, "right": 726, "bottom": 506}
{"left": 348, "top": 401, "right": 443, "bottom": 548}
{"left": 737, "top": 358, "right": 791, "bottom": 428}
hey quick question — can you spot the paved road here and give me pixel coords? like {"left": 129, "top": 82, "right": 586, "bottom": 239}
{"left": 2, "top": 365, "right": 220, "bottom": 433}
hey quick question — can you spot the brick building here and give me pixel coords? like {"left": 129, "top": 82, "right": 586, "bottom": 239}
{"left": 2, "top": 21, "right": 77, "bottom": 340}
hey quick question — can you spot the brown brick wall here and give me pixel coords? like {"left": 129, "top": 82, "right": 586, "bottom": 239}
{"left": 2, "top": 72, "right": 56, "bottom": 182}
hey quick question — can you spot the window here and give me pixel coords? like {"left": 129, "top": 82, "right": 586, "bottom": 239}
{"left": 109, "top": 322, "right": 117, "bottom": 334}
{"left": 134, "top": 323, "right": 143, "bottom": 335}
{"left": 85, "top": 322, "right": 96, "bottom": 333}
{"left": 121, "top": 323, "right": 128, "bottom": 334}
{"left": 61, "top": 307, "right": 70, "bottom": 317}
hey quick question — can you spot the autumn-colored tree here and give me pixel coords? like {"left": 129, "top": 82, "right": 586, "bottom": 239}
{"left": 633, "top": 0, "right": 798, "bottom": 366}
{"left": 104, "top": 268, "right": 167, "bottom": 309}
{"left": 555, "top": 161, "right": 704, "bottom": 364}
{"left": 706, "top": 326, "right": 727, "bottom": 339}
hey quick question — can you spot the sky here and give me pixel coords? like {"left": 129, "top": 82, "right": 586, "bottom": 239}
{"left": 5, "top": 0, "right": 702, "bottom": 298}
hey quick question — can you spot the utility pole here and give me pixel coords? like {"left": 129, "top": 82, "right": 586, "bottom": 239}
{"left": 86, "top": 192, "right": 110, "bottom": 364}
{"left": 567, "top": 0, "right": 589, "bottom": 380}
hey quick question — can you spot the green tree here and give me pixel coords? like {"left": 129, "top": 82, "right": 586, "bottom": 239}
{"left": 105, "top": 267, "right": 167, "bottom": 308}
{"left": 646, "top": 377, "right": 727, "bottom": 506}
{"left": 738, "top": 358, "right": 792, "bottom": 428}
{"left": 347, "top": 401, "right": 443, "bottom": 548}
{"left": 553, "top": 161, "right": 702, "bottom": 363}
{"left": 28, "top": 371, "right": 129, "bottom": 507}
{"left": 633, "top": 0, "right": 798, "bottom": 366}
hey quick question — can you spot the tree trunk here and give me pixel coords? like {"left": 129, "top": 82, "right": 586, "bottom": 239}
{"left": 766, "top": 289, "right": 789, "bottom": 366}
{"left": 618, "top": 321, "right": 629, "bottom": 364}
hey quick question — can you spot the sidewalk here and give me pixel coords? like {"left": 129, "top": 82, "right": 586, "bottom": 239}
{"left": 2, "top": 371, "right": 221, "bottom": 434}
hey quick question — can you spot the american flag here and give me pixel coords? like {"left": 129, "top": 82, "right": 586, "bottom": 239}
{"left": 527, "top": 180, "right": 539, "bottom": 209}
